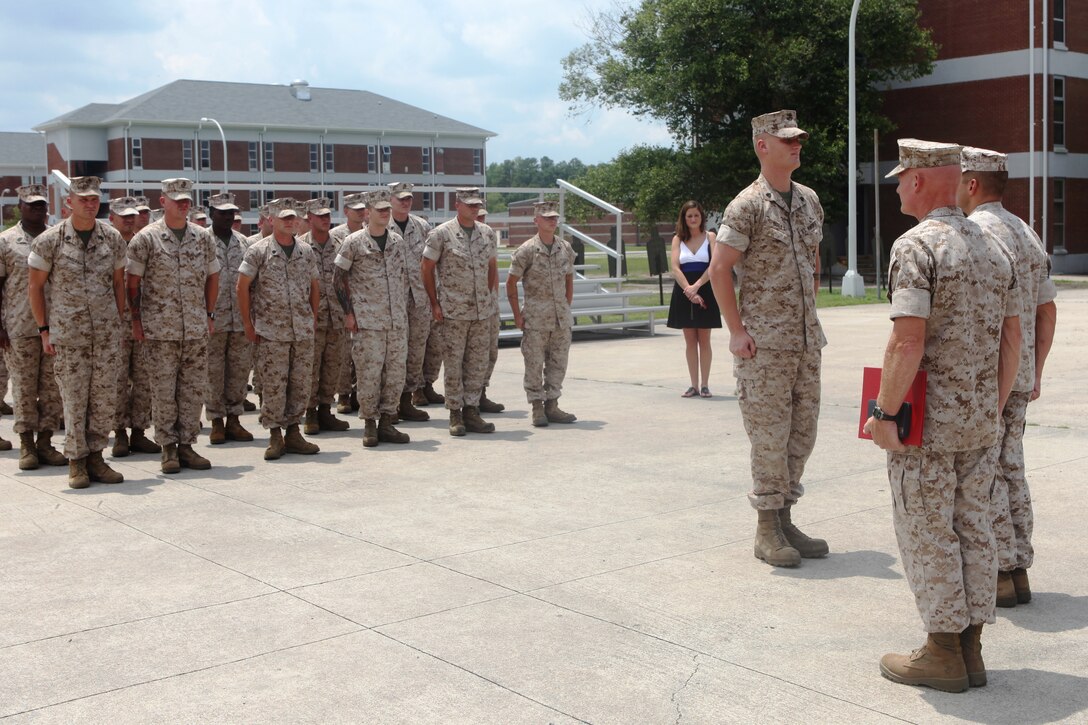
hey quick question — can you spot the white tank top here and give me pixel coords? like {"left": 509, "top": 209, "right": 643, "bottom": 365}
{"left": 678, "top": 236, "right": 710, "bottom": 264}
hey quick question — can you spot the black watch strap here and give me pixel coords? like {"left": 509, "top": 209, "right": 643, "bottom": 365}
{"left": 872, "top": 405, "right": 900, "bottom": 421}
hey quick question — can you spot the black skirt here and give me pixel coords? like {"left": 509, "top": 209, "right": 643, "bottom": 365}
{"left": 666, "top": 279, "right": 721, "bottom": 329}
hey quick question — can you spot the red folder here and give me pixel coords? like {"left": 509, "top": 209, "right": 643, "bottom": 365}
{"left": 858, "top": 367, "right": 927, "bottom": 446}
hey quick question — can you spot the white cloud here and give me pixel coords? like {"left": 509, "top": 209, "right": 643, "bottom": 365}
{"left": 2, "top": 0, "right": 663, "bottom": 164}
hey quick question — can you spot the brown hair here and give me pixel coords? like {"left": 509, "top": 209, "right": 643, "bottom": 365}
{"left": 675, "top": 200, "right": 706, "bottom": 242}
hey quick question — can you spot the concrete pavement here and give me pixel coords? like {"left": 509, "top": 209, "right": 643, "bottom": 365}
{"left": 2, "top": 290, "right": 1086, "bottom": 723}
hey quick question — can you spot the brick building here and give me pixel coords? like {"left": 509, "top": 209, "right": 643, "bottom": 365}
{"left": 33, "top": 79, "right": 494, "bottom": 218}
{"left": 864, "top": 0, "right": 1086, "bottom": 272}
{"left": 0, "top": 132, "right": 47, "bottom": 224}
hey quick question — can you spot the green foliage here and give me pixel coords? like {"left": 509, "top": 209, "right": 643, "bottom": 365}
{"left": 560, "top": 0, "right": 937, "bottom": 223}
{"left": 485, "top": 156, "right": 588, "bottom": 211}
{"left": 566, "top": 145, "right": 687, "bottom": 229}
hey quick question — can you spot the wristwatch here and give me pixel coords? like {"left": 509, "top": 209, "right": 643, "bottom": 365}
{"left": 207, "top": 311, "right": 216, "bottom": 320}
{"left": 872, "top": 405, "right": 900, "bottom": 421}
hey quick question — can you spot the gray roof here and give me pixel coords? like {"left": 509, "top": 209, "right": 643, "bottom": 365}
{"left": 0, "top": 132, "right": 46, "bottom": 167}
{"left": 35, "top": 79, "right": 495, "bottom": 138}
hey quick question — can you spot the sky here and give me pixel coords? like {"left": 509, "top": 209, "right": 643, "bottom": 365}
{"left": 0, "top": 0, "right": 672, "bottom": 166}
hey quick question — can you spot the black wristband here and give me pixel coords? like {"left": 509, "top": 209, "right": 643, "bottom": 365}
{"left": 38, "top": 325, "right": 49, "bottom": 333}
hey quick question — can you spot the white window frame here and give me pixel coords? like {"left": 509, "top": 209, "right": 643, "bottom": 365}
{"left": 422, "top": 146, "right": 431, "bottom": 173}
{"left": 1053, "top": 178, "right": 1065, "bottom": 248}
{"left": 249, "top": 190, "right": 260, "bottom": 210}
{"left": 309, "top": 143, "right": 319, "bottom": 172}
{"left": 181, "top": 139, "right": 193, "bottom": 170}
{"left": 324, "top": 144, "right": 334, "bottom": 172}
{"left": 200, "top": 140, "right": 212, "bottom": 171}
{"left": 473, "top": 148, "right": 482, "bottom": 175}
{"left": 248, "top": 142, "right": 259, "bottom": 171}
{"left": 1054, "top": 0, "right": 1066, "bottom": 47}
{"left": 367, "top": 145, "right": 376, "bottom": 173}
{"left": 1053, "top": 76, "right": 1066, "bottom": 150}
{"left": 264, "top": 142, "right": 275, "bottom": 172}
{"left": 131, "top": 138, "right": 143, "bottom": 169}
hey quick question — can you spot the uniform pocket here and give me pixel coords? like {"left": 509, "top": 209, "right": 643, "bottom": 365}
{"left": 891, "top": 454, "right": 927, "bottom": 516}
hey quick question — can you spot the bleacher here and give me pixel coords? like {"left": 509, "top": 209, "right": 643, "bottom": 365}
{"left": 497, "top": 263, "right": 667, "bottom": 340}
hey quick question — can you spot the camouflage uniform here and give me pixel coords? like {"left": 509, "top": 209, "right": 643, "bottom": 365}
{"left": 886, "top": 206, "right": 1017, "bottom": 632}
{"left": 331, "top": 220, "right": 362, "bottom": 400}
{"left": 336, "top": 227, "right": 409, "bottom": 419}
{"left": 300, "top": 229, "right": 346, "bottom": 408}
{"left": 971, "top": 201, "right": 1058, "bottom": 572}
{"left": 127, "top": 220, "right": 221, "bottom": 447}
{"left": 422, "top": 218, "right": 497, "bottom": 409}
{"left": 509, "top": 233, "right": 575, "bottom": 402}
{"left": 116, "top": 274, "right": 153, "bottom": 432}
{"left": 239, "top": 236, "right": 318, "bottom": 429}
{"left": 206, "top": 228, "right": 253, "bottom": 419}
{"left": 28, "top": 220, "right": 126, "bottom": 459}
{"left": 481, "top": 224, "right": 502, "bottom": 389}
{"left": 717, "top": 174, "right": 826, "bottom": 510}
{"left": 395, "top": 213, "right": 435, "bottom": 393}
{"left": 0, "top": 223, "right": 62, "bottom": 433}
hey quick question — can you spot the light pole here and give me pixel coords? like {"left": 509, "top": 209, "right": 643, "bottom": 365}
{"left": 841, "top": 0, "right": 867, "bottom": 297}
{"left": 200, "top": 117, "right": 228, "bottom": 192}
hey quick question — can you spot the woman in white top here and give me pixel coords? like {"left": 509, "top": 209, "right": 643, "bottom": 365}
{"left": 666, "top": 200, "right": 721, "bottom": 397}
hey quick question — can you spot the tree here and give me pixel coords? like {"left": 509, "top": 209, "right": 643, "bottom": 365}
{"left": 568, "top": 145, "right": 687, "bottom": 231}
{"left": 485, "top": 156, "right": 589, "bottom": 211}
{"left": 560, "top": 0, "right": 937, "bottom": 222}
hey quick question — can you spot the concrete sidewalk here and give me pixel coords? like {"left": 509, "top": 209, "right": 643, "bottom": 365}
{"left": 2, "top": 291, "right": 1086, "bottom": 724}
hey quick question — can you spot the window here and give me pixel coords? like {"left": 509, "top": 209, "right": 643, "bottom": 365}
{"left": 310, "top": 190, "right": 321, "bottom": 200}
{"left": 199, "top": 140, "right": 211, "bottom": 170}
{"left": 264, "top": 190, "right": 275, "bottom": 203}
{"left": 382, "top": 145, "right": 391, "bottom": 174}
{"left": 421, "top": 192, "right": 432, "bottom": 211}
{"left": 436, "top": 147, "right": 444, "bottom": 175}
{"left": 309, "top": 143, "right": 319, "bottom": 172}
{"left": 422, "top": 146, "right": 431, "bottom": 173}
{"left": 182, "top": 140, "right": 193, "bottom": 170}
{"left": 367, "top": 145, "right": 376, "bottom": 173}
{"left": 324, "top": 144, "right": 334, "bottom": 172}
{"left": 1054, "top": 76, "right": 1065, "bottom": 148}
{"left": 249, "top": 190, "right": 260, "bottom": 210}
{"left": 1054, "top": 0, "right": 1066, "bottom": 45}
{"left": 1053, "top": 179, "right": 1065, "bottom": 248}
{"left": 264, "top": 142, "right": 275, "bottom": 171}
{"left": 199, "top": 189, "right": 211, "bottom": 209}
{"left": 131, "top": 138, "right": 142, "bottom": 169}
{"left": 248, "top": 142, "right": 259, "bottom": 171}
{"left": 473, "top": 148, "right": 482, "bottom": 174}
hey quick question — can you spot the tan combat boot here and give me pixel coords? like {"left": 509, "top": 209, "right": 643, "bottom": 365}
{"left": 362, "top": 419, "right": 379, "bottom": 447}
{"left": 209, "top": 418, "right": 226, "bottom": 445}
{"left": 18, "top": 432, "right": 39, "bottom": 470}
{"left": 0, "top": 433, "right": 11, "bottom": 451}
{"left": 318, "top": 404, "right": 349, "bottom": 431}
{"left": 284, "top": 424, "right": 319, "bottom": 455}
{"left": 129, "top": 428, "right": 162, "bottom": 454}
{"left": 997, "top": 571, "right": 1017, "bottom": 608}
{"left": 531, "top": 400, "right": 548, "bottom": 427}
{"left": 112, "top": 428, "right": 130, "bottom": 457}
{"left": 69, "top": 457, "right": 90, "bottom": 489}
{"left": 225, "top": 414, "right": 254, "bottom": 442}
{"left": 161, "top": 443, "right": 181, "bottom": 474}
{"left": 959, "top": 624, "right": 986, "bottom": 687}
{"left": 462, "top": 405, "right": 495, "bottom": 434}
{"left": 779, "top": 505, "right": 829, "bottom": 558}
{"left": 1011, "top": 567, "right": 1031, "bottom": 603}
{"left": 448, "top": 409, "right": 466, "bottom": 437}
{"left": 411, "top": 388, "right": 429, "bottom": 407}
{"left": 378, "top": 413, "right": 410, "bottom": 444}
{"left": 36, "top": 430, "right": 67, "bottom": 466}
{"left": 754, "top": 509, "right": 801, "bottom": 567}
{"left": 544, "top": 399, "right": 576, "bottom": 424}
{"left": 336, "top": 394, "right": 352, "bottom": 415}
{"left": 880, "top": 633, "right": 969, "bottom": 693}
{"left": 178, "top": 444, "right": 211, "bottom": 470}
{"left": 265, "top": 427, "right": 285, "bottom": 460}
{"left": 479, "top": 388, "right": 505, "bottom": 414}
{"left": 422, "top": 382, "right": 444, "bottom": 405}
{"left": 303, "top": 408, "right": 320, "bottom": 435}
{"left": 398, "top": 391, "right": 429, "bottom": 422}
{"left": 87, "top": 451, "right": 124, "bottom": 484}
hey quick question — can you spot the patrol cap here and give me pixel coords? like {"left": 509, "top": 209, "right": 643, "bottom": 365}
{"left": 343, "top": 192, "right": 368, "bottom": 210}
{"left": 134, "top": 196, "right": 151, "bottom": 212}
{"left": 387, "top": 182, "right": 414, "bottom": 199}
{"left": 368, "top": 189, "right": 393, "bottom": 210}
{"left": 455, "top": 187, "right": 483, "bottom": 205}
{"left": 234, "top": 212, "right": 243, "bottom": 221}
{"left": 17, "top": 184, "right": 47, "bottom": 203}
{"left": 534, "top": 201, "right": 560, "bottom": 218}
{"left": 208, "top": 192, "right": 239, "bottom": 211}
{"left": 751, "top": 110, "right": 809, "bottom": 141}
{"left": 885, "top": 139, "right": 963, "bottom": 178}
{"left": 69, "top": 176, "right": 102, "bottom": 197}
{"left": 257, "top": 203, "right": 271, "bottom": 218}
{"left": 161, "top": 178, "right": 194, "bottom": 201}
{"left": 476, "top": 207, "right": 488, "bottom": 218}
{"left": 188, "top": 207, "right": 208, "bottom": 221}
{"left": 306, "top": 197, "right": 333, "bottom": 216}
{"left": 267, "top": 197, "right": 300, "bottom": 218}
{"left": 109, "top": 196, "right": 140, "bottom": 217}
{"left": 960, "top": 146, "right": 1008, "bottom": 173}
{"left": 150, "top": 209, "right": 164, "bottom": 222}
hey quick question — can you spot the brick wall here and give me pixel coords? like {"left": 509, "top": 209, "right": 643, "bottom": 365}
{"left": 917, "top": 0, "right": 1028, "bottom": 59}
{"left": 271, "top": 142, "right": 310, "bottom": 173}
{"left": 141, "top": 138, "right": 182, "bottom": 170}
{"left": 442, "top": 148, "right": 475, "bottom": 175}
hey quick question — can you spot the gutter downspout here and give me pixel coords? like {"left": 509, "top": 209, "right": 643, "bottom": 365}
{"left": 1042, "top": 0, "right": 1049, "bottom": 250}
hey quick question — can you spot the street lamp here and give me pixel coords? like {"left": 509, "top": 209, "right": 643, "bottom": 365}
{"left": 200, "top": 117, "right": 228, "bottom": 193}
{"left": 842, "top": 0, "right": 867, "bottom": 297}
